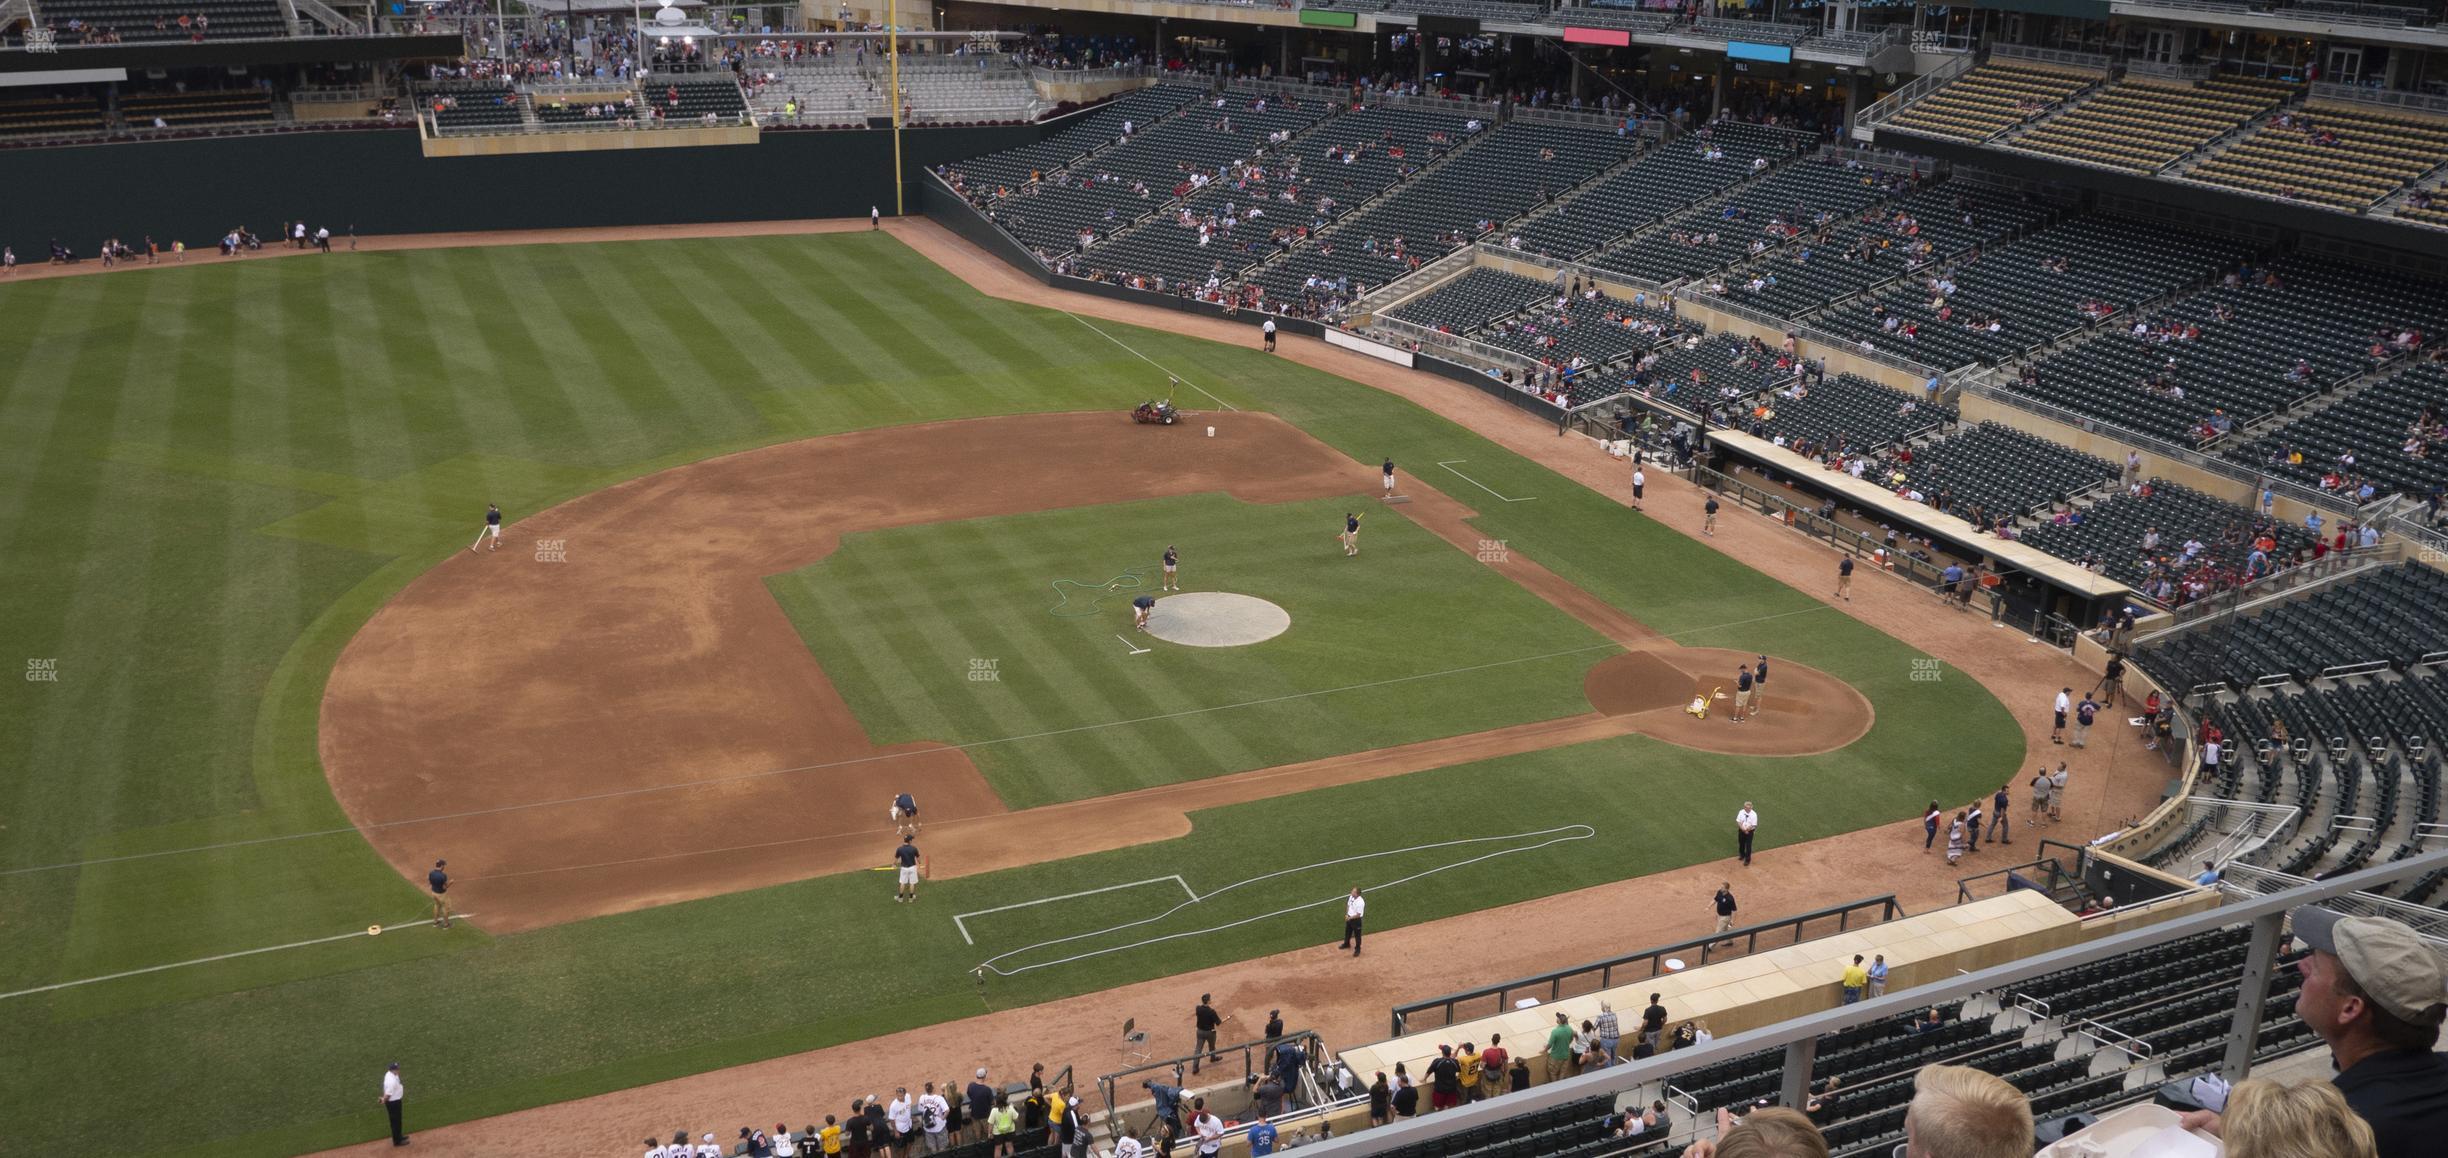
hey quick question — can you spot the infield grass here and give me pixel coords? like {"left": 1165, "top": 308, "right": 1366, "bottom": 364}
{"left": 0, "top": 232, "right": 2019, "bottom": 1157}
{"left": 768, "top": 493, "right": 1612, "bottom": 808}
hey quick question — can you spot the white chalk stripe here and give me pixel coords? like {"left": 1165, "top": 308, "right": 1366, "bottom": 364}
{"left": 954, "top": 877, "right": 1195, "bottom": 946}
{"left": 0, "top": 914, "right": 471, "bottom": 1002}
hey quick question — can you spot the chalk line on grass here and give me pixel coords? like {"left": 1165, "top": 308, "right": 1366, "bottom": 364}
{"left": 953, "top": 875, "right": 1196, "bottom": 947}
{"left": 1061, "top": 311, "right": 1238, "bottom": 413}
{"left": 1435, "top": 460, "right": 1537, "bottom": 503}
{"left": 0, "top": 913, "right": 474, "bottom": 1002}
{"left": 969, "top": 825, "right": 1596, "bottom": 978}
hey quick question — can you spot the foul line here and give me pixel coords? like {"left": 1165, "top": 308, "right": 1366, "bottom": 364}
{"left": 952, "top": 875, "right": 1196, "bottom": 946}
{"left": 0, "top": 913, "right": 472, "bottom": 1002}
{"left": 1436, "top": 460, "right": 1536, "bottom": 503}
{"left": 0, "top": 600, "right": 1857, "bottom": 882}
{"left": 971, "top": 825, "right": 1596, "bottom": 977}
{"left": 1062, "top": 311, "right": 1239, "bottom": 412}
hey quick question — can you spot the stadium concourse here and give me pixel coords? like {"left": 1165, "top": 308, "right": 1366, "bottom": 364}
{"left": 284, "top": 215, "right": 2175, "bottom": 1156}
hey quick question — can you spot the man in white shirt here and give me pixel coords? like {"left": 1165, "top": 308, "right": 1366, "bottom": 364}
{"left": 1193, "top": 1100, "right": 1224, "bottom": 1158}
{"left": 379, "top": 1062, "right": 408, "bottom": 1146}
{"left": 1339, "top": 887, "right": 1365, "bottom": 956}
{"left": 917, "top": 1083, "right": 950, "bottom": 1154}
{"left": 2052, "top": 687, "right": 2072, "bottom": 744}
{"left": 888, "top": 1088, "right": 915, "bottom": 1152}
{"left": 1115, "top": 1134, "right": 1147, "bottom": 1158}
{"left": 1734, "top": 803, "right": 1759, "bottom": 866}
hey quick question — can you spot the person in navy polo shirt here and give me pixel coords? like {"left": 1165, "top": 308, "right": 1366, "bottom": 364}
{"left": 1161, "top": 546, "right": 1180, "bottom": 592}
{"left": 893, "top": 835, "right": 924, "bottom": 903}
{"left": 470, "top": 503, "right": 503, "bottom": 553}
{"left": 428, "top": 859, "right": 451, "bottom": 929}
{"left": 892, "top": 792, "right": 920, "bottom": 837}
{"left": 1133, "top": 594, "right": 1157, "bottom": 632}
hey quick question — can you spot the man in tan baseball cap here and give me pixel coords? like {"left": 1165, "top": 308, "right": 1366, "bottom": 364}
{"left": 2180, "top": 906, "right": 2448, "bottom": 1158}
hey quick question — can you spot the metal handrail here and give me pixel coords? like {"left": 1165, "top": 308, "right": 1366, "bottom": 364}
{"left": 1390, "top": 896, "right": 1906, "bottom": 1036}
{"left": 1989, "top": 43, "right": 2113, "bottom": 71}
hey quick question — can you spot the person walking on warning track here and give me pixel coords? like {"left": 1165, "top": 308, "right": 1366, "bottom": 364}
{"left": 1735, "top": 801, "right": 1759, "bottom": 866}
{"left": 1339, "top": 887, "right": 1365, "bottom": 955}
{"left": 1703, "top": 495, "right": 1720, "bottom": 537}
{"left": 1191, "top": 994, "right": 1223, "bottom": 1074}
{"left": 893, "top": 834, "right": 924, "bottom": 903}
{"left": 1836, "top": 556, "right": 1854, "bottom": 601}
{"left": 1382, "top": 457, "right": 1396, "bottom": 496}
{"left": 471, "top": 502, "right": 503, "bottom": 552}
{"left": 1631, "top": 465, "right": 1645, "bottom": 511}
{"left": 1162, "top": 546, "right": 1180, "bottom": 592}
{"left": 1340, "top": 512, "right": 1362, "bottom": 557}
{"left": 1133, "top": 593, "right": 1157, "bottom": 632}
{"left": 1712, "top": 882, "right": 1738, "bottom": 946}
{"left": 893, "top": 792, "right": 921, "bottom": 836}
{"left": 1262, "top": 318, "right": 1277, "bottom": 352}
{"left": 428, "top": 859, "right": 452, "bottom": 929}
{"left": 871, "top": 206, "right": 881, "bottom": 229}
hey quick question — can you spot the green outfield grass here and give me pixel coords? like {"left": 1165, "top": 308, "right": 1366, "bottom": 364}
{"left": 0, "top": 232, "right": 2020, "bottom": 1157}
{"left": 768, "top": 494, "right": 1611, "bottom": 808}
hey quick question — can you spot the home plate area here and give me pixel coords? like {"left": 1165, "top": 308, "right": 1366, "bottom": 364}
{"left": 1145, "top": 592, "right": 1291, "bottom": 647}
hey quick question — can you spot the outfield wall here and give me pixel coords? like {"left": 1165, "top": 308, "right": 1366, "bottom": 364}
{"left": 0, "top": 124, "right": 1039, "bottom": 257}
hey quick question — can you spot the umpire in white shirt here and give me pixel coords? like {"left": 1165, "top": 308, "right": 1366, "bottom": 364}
{"left": 1339, "top": 887, "right": 1365, "bottom": 956}
{"left": 380, "top": 1062, "right": 408, "bottom": 1145}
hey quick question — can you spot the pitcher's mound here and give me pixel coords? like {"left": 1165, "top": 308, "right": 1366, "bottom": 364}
{"left": 1146, "top": 592, "right": 1291, "bottom": 648}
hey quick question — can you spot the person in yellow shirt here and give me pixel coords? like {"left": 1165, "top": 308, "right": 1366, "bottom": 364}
{"left": 1840, "top": 954, "right": 1870, "bottom": 1005}
{"left": 1456, "top": 1043, "right": 1484, "bottom": 1102}
{"left": 818, "top": 1116, "right": 843, "bottom": 1157}
{"left": 987, "top": 1098, "right": 1019, "bottom": 1158}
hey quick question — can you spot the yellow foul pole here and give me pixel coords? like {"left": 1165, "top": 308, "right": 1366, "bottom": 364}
{"left": 887, "top": 0, "right": 904, "bottom": 215}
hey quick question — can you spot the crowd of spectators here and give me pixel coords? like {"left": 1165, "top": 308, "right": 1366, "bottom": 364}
{"left": 640, "top": 1065, "right": 1091, "bottom": 1158}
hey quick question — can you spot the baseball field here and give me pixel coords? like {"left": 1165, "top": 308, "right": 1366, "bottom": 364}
{"left": 0, "top": 229, "right": 2022, "bottom": 1156}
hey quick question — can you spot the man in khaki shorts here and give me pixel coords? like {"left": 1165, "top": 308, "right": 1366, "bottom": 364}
{"left": 2029, "top": 768, "right": 2053, "bottom": 828}
{"left": 1732, "top": 664, "right": 1756, "bottom": 723}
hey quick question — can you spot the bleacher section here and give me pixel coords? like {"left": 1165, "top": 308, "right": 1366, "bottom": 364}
{"left": 120, "top": 88, "right": 276, "bottom": 130}
{"left": 2165, "top": 673, "right": 2448, "bottom": 890}
{"left": 1738, "top": 373, "right": 1954, "bottom": 451}
{"left": 748, "top": 55, "right": 1036, "bottom": 126}
{"left": 1694, "top": 17, "right": 1812, "bottom": 43}
{"left": 0, "top": 93, "right": 108, "bottom": 138}
{"left": 1251, "top": 116, "right": 1635, "bottom": 312}
{"left": 953, "top": 84, "right": 1204, "bottom": 196}
{"left": 2189, "top": 102, "right": 2448, "bottom": 211}
{"left": 2002, "top": 256, "right": 2448, "bottom": 445}
{"left": 1881, "top": 61, "right": 2098, "bottom": 143}
{"left": 1385, "top": 267, "right": 1558, "bottom": 332}
{"left": 1582, "top": 158, "right": 1911, "bottom": 286}
{"left": 1818, "top": 214, "right": 2254, "bottom": 371}
{"left": 647, "top": 77, "right": 748, "bottom": 124}
{"left": 2234, "top": 361, "right": 2448, "bottom": 499}
{"left": 1503, "top": 122, "right": 1807, "bottom": 260}
{"left": 422, "top": 85, "right": 525, "bottom": 134}
{"left": 982, "top": 88, "right": 1335, "bottom": 258}
{"left": 2141, "top": 563, "right": 2448, "bottom": 691}
{"left": 1076, "top": 104, "right": 1470, "bottom": 287}
{"left": 1716, "top": 182, "right": 2053, "bottom": 320}
{"left": 1476, "top": 297, "right": 1692, "bottom": 379}
{"left": 2016, "top": 478, "right": 2318, "bottom": 592}
{"left": 1888, "top": 422, "right": 2119, "bottom": 520}
{"left": 1664, "top": 927, "right": 2310, "bottom": 1158}
{"left": 2005, "top": 75, "right": 2293, "bottom": 173}
{"left": 37, "top": 0, "right": 288, "bottom": 41}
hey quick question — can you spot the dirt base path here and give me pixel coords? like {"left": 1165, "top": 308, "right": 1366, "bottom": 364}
{"left": 289, "top": 217, "right": 2173, "bottom": 1158}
